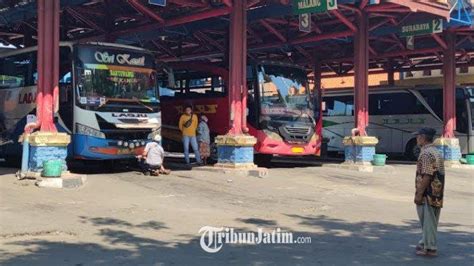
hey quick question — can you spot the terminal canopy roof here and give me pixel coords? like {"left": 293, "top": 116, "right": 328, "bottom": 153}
{"left": 0, "top": 0, "right": 472, "bottom": 75}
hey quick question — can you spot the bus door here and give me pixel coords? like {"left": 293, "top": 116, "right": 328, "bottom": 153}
{"left": 58, "top": 47, "right": 74, "bottom": 133}
{"left": 246, "top": 65, "right": 258, "bottom": 129}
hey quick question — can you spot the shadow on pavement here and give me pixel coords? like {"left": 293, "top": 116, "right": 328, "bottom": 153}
{"left": 0, "top": 215, "right": 472, "bottom": 265}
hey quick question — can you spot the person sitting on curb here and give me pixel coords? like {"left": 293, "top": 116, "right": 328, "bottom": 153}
{"left": 137, "top": 135, "right": 170, "bottom": 176}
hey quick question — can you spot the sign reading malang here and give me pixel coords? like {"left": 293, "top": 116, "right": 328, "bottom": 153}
{"left": 293, "top": 0, "right": 337, "bottom": 15}
{"left": 400, "top": 19, "right": 443, "bottom": 37}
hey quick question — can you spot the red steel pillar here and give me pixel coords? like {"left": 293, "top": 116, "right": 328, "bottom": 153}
{"left": 442, "top": 31, "right": 456, "bottom": 138}
{"left": 228, "top": 0, "right": 247, "bottom": 135}
{"left": 435, "top": 30, "right": 461, "bottom": 166}
{"left": 342, "top": 9, "right": 378, "bottom": 166}
{"left": 25, "top": 0, "right": 70, "bottom": 177}
{"left": 37, "top": 0, "right": 59, "bottom": 132}
{"left": 313, "top": 62, "right": 323, "bottom": 152}
{"left": 215, "top": 0, "right": 256, "bottom": 167}
{"left": 353, "top": 10, "right": 369, "bottom": 136}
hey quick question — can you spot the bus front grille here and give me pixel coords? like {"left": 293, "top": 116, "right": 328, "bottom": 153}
{"left": 285, "top": 126, "right": 311, "bottom": 135}
{"left": 102, "top": 130, "right": 151, "bottom": 141}
{"left": 96, "top": 114, "right": 151, "bottom": 140}
{"left": 279, "top": 125, "right": 314, "bottom": 143}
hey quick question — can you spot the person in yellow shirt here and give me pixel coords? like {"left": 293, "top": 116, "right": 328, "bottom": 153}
{"left": 179, "top": 105, "right": 202, "bottom": 165}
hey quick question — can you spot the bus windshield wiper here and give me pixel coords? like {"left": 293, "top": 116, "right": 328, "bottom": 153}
{"left": 131, "top": 98, "right": 154, "bottom": 112}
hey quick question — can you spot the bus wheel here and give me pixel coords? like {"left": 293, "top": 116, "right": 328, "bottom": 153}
{"left": 255, "top": 154, "right": 273, "bottom": 167}
{"left": 405, "top": 139, "right": 420, "bottom": 161}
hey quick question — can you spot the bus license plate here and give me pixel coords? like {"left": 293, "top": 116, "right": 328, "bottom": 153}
{"left": 291, "top": 147, "right": 304, "bottom": 153}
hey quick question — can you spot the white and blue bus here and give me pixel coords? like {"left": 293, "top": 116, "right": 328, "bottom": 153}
{"left": 0, "top": 42, "right": 161, "bottom": 164}
{"left": 322, "top": 85, "right": 474, "bottom": 160}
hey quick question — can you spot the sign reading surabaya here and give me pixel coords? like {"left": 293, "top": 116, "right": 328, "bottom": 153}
{"left": 400, "top": 19, "right": 443, "bottom": 37}
{"left": 293, "top": 0, "right": 337, "bottom": 15}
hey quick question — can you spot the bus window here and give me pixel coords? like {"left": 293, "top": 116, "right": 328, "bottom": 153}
{"left": 188, "top": 77, "right": 209, "bottom": 93}
{"left": 247, "top": 80, "right": 258, "bottom": 126}
{"left": 0, "top": 52, "right": 35, "bottom": 88}
{"left": 164, "top": 75, "right": 226, "bottom": 98}
{"left": 159, "top": 86, "right": 175, "bottom": 98}
{"left": 211, "top": 76, "right": 225, "bottom": 93}
{"left": 324, "top": 96, "right": 353, "bottom": 116}
{"left": 419, "top": 89, "right": 443, "bottom": 118}
{"left": 369, "top": 93, "right": 428, "bottom": 116}
{"left": 59, "top": 72, "right": 72, "bottom": 84}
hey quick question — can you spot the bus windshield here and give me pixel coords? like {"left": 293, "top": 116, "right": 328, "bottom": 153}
{"left": 74, "top": 45, "right": 158, "bottom": 111}
{"left": 258, "top": 64, "right": 312, "bottom": 123}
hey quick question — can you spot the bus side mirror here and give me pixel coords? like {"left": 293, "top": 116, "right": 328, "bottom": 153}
{"left": 322, "top": 101, "right": 327, "bottom": 111}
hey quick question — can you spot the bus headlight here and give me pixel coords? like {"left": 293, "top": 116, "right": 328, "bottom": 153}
{"left": 76, "top": 123, "right": 105, "bottom": 139}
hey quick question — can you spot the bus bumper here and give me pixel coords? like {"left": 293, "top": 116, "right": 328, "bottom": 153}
{"left": 73, "top": 134, "right": 148, "bottom": 160}
{"left": 255, "top": 132, "right": 320, "bottom": 156}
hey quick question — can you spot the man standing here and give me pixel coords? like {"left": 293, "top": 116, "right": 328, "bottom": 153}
{"left": 413, "top": 128, "right": 445, "bottom": 257}
{"left": 179, "top": 105, "right": 202, "bottom": 165}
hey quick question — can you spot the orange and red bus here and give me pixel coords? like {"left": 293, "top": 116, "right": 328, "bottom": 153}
{"left": 158, "top": 61, "right": 322, "bottom": 162}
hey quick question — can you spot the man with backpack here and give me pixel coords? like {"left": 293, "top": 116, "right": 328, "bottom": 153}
{"left": 179, "top": 105, "right": 202, "bottom": 165}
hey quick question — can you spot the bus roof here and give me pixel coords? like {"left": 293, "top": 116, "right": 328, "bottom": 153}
{"left": 323, "top": 85, "right": 411, "bottom": 95}
{"left": 80, "top": 42, "right": 151, "bottom": 52}
{"left": 0, "top": 41, "right": 151, "bottom": 58}
{"left": 323, "top": 85, "right": 473, "bottom": 96}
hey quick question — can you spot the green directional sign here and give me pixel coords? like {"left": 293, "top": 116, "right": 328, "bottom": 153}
{"left": 399, "top": 19, "right": 443, "bottom": 37}
{"left": 293, "top": 0, "right": 337, "bottom": 15}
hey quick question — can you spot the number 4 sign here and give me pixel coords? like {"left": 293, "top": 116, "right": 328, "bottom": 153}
{"left": 299, "top": 13, "right": 311, "bottom": 33}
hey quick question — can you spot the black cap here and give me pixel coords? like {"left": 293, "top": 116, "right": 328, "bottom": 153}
{"left": 413, "top": 127, "right": 436, "bottom": 136}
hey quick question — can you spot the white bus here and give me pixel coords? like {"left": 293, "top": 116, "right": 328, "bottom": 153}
{"left": 0, "top": 42, "right": 161, "bottom": 164}
{"left": 322, "top": 86, "right": 474, "bottom": 159}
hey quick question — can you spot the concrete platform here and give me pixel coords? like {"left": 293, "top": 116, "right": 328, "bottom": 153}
{"left": 0, "top": 163, "right": 472, "bottom": 265}
{"left": 16, "top": 171, "right": 87, "bottom": 189}
{"left": 445, "top": 161, "right": 474, "bottom": 169}
{"left": 193, "top": 165, "right": 268, "bottom": 178}
{"left": 322, "top": 162, "right": 395, "bottom": 173}
{"left": 35, "top": 173, "right": 87, "bottom": 189}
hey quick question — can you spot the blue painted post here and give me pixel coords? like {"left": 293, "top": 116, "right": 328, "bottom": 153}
{"left": 21, "top": 134, "right": 29, "bottom": 175}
